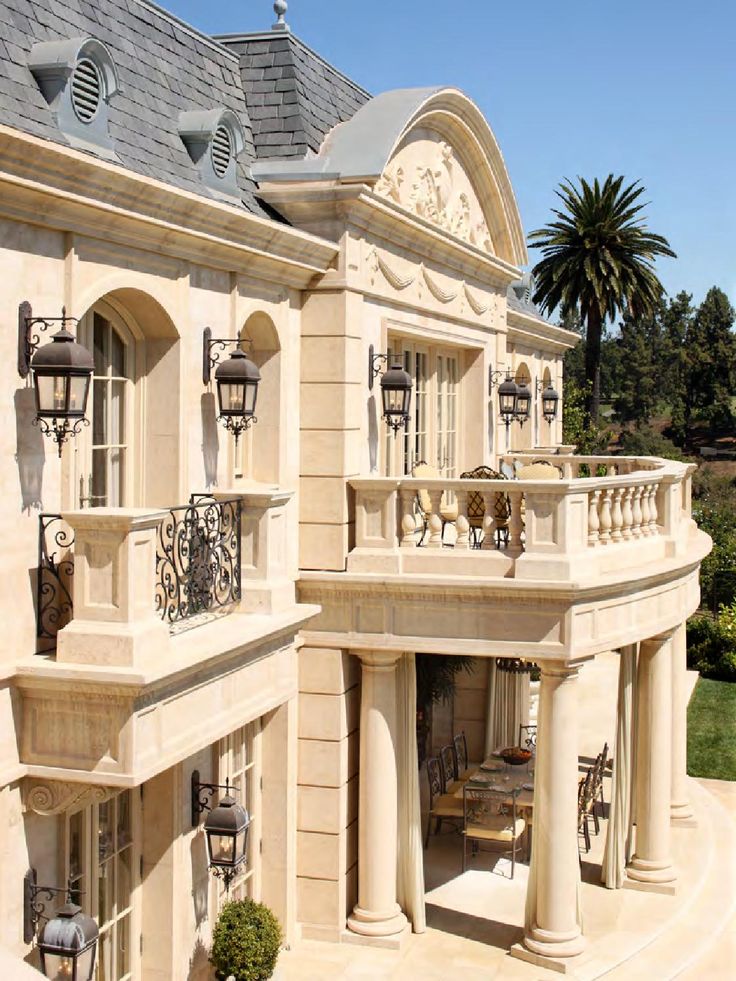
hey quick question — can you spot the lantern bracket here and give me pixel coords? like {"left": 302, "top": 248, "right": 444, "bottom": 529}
{"left": 23, "top": 868, "right": 78, "bottom": 943}
{"left": 18, "top": 301, "right": 79, "bottom": 379}
{"left": 488, "top": 366, "right": 514, "bottom": 398}
{"left": 202, "top": 327, "right": 253, "bottom": 385}
{"left": 191, "top": 769, "right": 238, "bottom": 827}
{"left": 368, "top": 344, "right": 389, "bottom": 390}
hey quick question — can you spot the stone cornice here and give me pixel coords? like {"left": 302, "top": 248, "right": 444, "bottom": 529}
{"left": 0, "top": 126, "right": 338, "bottom": 288}
{"left": 507, "top": 308, "right": 580, "bottom": 353}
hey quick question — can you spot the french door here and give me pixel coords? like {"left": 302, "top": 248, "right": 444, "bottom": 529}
{"left": 216, "top": 720, "right": 262, "bottom": 905}
{"left": 386, "top": 340, "right": 460, "bottom": 477}
{"left": 76, "top": 304, "right": 137, "bottom": 508}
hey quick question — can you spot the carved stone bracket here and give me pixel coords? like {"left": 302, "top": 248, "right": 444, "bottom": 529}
{"left": 23, "top": 778, "right": 118, "bottom": 816}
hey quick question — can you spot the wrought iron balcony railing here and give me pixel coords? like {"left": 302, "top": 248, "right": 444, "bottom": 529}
{"left": 36, "top": 494, "right": 243, "bottom": 646}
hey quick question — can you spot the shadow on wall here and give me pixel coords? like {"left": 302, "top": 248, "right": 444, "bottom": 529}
{"left": 201, "top": 392, "right": 219, "bottom": 489}
{"left": 190, "top": 829, "right": 210, "bottom": 928}
{"left": 15, "top": 386, "right": 44, "bottom": 512}
{"left": 368, "top": 393, "right": 379, "bottom": 472}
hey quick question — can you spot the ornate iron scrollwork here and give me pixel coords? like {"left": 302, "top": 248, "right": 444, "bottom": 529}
{"left": 155, "top": 495, "right": 242, "bottom": 626}
{"left": 37, "top": 513, "right": 75, "bottom": 645}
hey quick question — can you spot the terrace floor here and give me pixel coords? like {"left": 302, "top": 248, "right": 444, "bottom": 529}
{"left": 279, "top": 654, "right": 735, "bottom": 980}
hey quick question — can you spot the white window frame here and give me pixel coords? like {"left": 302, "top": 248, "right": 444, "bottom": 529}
{"left": 215, "top": 720, "right": 262, "bottom": 906}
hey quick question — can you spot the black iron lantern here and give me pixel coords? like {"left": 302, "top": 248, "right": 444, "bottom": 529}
{"left": 203, "top": 328, "right": 261, "bottom": 445}
{"left": 497, "top": 372, "right": 519, "bottom": 428}
{"left": 192, "top": 771, "right": 250, "bottom": 890}
{"left": 369, "top": 345, "right": 413, "bottom": 434}
{"left": 515, "top": 378, "right": 532, "bottom": 425}
{"left": 541, "top": 383, "right": 560, "bottom": 422}
{"left": 204, "top": 794, "right": 250, "bottom": 885}
{"left": 18, "top": 303, "right": 94, "bottom": 456}
{"left": 38, "top": 902, "right": 98, "bottom": 981}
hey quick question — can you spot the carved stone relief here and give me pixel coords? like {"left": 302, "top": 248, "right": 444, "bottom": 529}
{"left": 23, "top": 778, "right": 118, "bottom": 816}
{"left": 374, "top": 129, "right": 495, "bottom": 254}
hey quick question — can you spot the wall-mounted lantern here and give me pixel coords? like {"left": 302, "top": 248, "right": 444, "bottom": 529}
{"left": 515, "top": 378, "right": 532, "bottom": 426}
{"left": 203, "top": 327, "right": 261, "bottom": 445}
{"left": 18, "top": 302, "right": 94, "bottom": 456}
{"left": 23, "top": 869, "right": 98, "bottom": 980}
{"left": 368, "top": 345, "right": 413, "bottom": 434}
{"left": 489, "top": 368, "right": 520, "bottom": 431}
{"left": 192, "top": 770, "right": 250, "bottom": 891}
{"left": 538, "top": 380, "right": 560, "bottom": 422}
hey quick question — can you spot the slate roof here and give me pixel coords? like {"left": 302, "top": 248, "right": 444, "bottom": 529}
{"left": 507, "top": 276, "right": 549, "bottom": 324}
{"left": 0, "top": 0, "right": 267, "bottom": 213}
{"left": 218, "top": 31, "right": 370, "bottom": 159}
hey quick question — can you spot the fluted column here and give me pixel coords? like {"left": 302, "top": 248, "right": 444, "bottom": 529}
{"left": 627, "top": 630, "right": 677, "bottom": 885}
{"left": 523, "top": 660, "right": 585, "bottom": 959}
{"left": 670, "top": 622, "right": 694, "bottom": 822}
{"left": 347, "top": 651, "right": 408, "bottom": 939}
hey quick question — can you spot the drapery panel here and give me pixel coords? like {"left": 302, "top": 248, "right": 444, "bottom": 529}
{"left": 602, "top": 644, "right": 638, "bottom": 888}
{"left": 396, "top": 652, "right": 426, "bottom": 932}
{"left": 484, "top": 659, "right": 531, "bottom": 757}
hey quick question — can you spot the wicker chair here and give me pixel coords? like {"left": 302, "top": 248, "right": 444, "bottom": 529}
{"left": 425, "top": 756, "right": 464, "bottom": 848}
{"left": 458, "top": 465, "right": 510, "bottom": 548}
{"left": 462, "top": 785, "right": 525, "bottom": 878}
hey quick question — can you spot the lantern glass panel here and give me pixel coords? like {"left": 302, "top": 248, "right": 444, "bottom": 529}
{"left": 542, "top": 388, "right": 559, "bottom": 419}
{"left": 243, "top": 379, "right": 258, "bottom": 415}
{"left": 235, "top": 824, "right": 248, "bottom": 864}
{"left": 68, "top": 375, "right": 90, "bottom": 416}
{"left": 382, "top": 386, "right": 408, "bottom": 416}
{"left": 516, "top": 391, "right": 531, "bottom": 419}
{"left": 499, "top": 390, "right": 516, "bottom": 416}
{"left": 207, "top": 831, "right": 236, "bottom": 865}
{"left": 218, "top": 382, "right": 245, "bottom": 415}
{"left": 36, "top": 374, "right": 68, "bottom": 415}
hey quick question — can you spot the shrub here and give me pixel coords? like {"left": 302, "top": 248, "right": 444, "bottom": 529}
{"left": 686, "top": 614, "right": 736, "bottom": 683}
{"left": 210, "top": 899, "right": 283, "bottom": 981}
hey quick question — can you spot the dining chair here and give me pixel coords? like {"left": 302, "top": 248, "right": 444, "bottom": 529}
{"left": 440, "top": 744, "right": 462, "bottom": 794}
{"left": 411, "top": 461, "right": 457, "bottom": 545}
{"left": 458, "top": 465, "right": 510, "bottom": 548}
{"left": 425, "top": 756, "right": 464, "bottom": 849}
{"left": 462, "top": 784, "right": 525, "bottom": 878}
{"left": 453, "top": 731, "right": 473, "bottom": 781}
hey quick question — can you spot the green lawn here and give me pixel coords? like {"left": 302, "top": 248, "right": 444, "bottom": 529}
{"left": 687, "top": 678, "right": 736, "bottom": 781}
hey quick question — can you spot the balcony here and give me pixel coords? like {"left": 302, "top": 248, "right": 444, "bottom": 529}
{"left": 297, "top": 453, "right": 711, "bottom": 663}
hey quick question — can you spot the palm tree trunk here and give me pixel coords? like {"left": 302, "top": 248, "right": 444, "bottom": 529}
{"left": 585, "top": 304, "right": 603, "bottom": 424}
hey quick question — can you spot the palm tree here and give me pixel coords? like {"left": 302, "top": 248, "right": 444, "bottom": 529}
{"left": 529, "top": 175, "right": 676, "bottom": 424}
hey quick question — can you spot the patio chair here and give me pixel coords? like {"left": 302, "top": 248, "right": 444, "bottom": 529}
{"left": 411, "top": 461, "right": 457, "bottom": 545}
{"left": 453, "top": 731, "right": 474, "bottom": 782}
{"left": 440, "top": 743, "right": 462, "bottom": 794}
{"left": 518, "top": 724, "right": 537, "bottom": 753}
{"left": 462, "top": 784, "right": 525, "bottom": 878}
{"left": 579, "top": 768, "right": 597, "bottom": 848}
{"left": 577, "top": 775, "right": 591, "bottom": 857}
{"left": 458, "top": 465, "right": 510, "bottom": 548}
{"left": 592, "top": 742, "right": 609, "bottom": 822}
{"left": 516, "top": 460, "right": 563, "bottom": 481}
{"left": 425, "top": 756, "right": 464, "bottom": 849}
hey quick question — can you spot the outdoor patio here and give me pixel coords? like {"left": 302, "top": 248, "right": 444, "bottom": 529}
{"left": 278, "top": 653, "right": 735, "bottom": 980}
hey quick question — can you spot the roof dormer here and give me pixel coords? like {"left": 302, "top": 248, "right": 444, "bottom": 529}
{"left": 178, "top": 108, "right": 246, "bottom": 201}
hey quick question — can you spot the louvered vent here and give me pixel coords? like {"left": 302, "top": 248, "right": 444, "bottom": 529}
{"left": 71, "top": 57, "right": 102, "bottom": 123}
{"left": 211, "top": 125, "right": 232, "bottom": 178}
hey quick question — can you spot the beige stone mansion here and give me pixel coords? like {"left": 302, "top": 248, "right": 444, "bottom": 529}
{"left": 0, "top": 0, "right": 712, "bottom": 978}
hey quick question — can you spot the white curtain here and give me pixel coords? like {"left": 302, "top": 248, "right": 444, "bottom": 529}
{"left": 396, "top": 653, "right": 426, "bottom": 933}
{"left": 601, "top": 644, "right": 638, "bottom": 888}
{"left": 484, "top": 659, "right": 531, "bottom": 758}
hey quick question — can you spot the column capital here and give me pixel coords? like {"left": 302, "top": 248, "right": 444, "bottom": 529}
{"left": 642, "top": 626, "right": 678, "bottom": 646}
{"left": 538, "top": 658, "right": 587, "bottom": 681}
{"left": 354, "top": 650, "right": 404, "bottom": 670}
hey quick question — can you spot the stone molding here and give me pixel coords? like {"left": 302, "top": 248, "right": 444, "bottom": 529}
{"left": 23, "top": 778, "right": 117, "bottom": 815}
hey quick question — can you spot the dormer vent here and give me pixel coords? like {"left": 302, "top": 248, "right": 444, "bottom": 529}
{"left": 28, "top": 37, "right": 118, "bottom": 159}
{"left": 178, "top": 108, "right": 245, "bottom": 201}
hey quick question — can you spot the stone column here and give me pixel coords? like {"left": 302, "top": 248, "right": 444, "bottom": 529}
{"left": 347, "top": 651, "right": 408, "bottom": 939}
{"left": 670, "top": 622, "right": 694, "bottom": 822}
{"left": 523, "top": 660, "right": 585, "bottom": 959}
{"left": 627, "top": 630, "right": 677, "bottom": 885}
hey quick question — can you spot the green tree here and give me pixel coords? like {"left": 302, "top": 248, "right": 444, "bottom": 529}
{"left": 529, "top": 175, "right": 676, "bottom": 424}
{"left": 562, "top": 376, "right": 611, "bottom": 454}
{"left": 660, "top": 291, "right": 695, "bottom": 445}
{"left": 613, "top": 302, "right": 668, "bottom": 428}
{"left": 684, "top": 287, "right": 736, "bottom": 438}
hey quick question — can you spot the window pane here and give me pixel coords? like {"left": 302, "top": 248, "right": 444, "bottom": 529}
{"left": 92, "top": 448, "right": 107, "bottom": 506}
{"left": 109, "top": 450, "right": 124, "bottom": 507}
{"left": 93, "top": 380, "right": 107, "bottom": 444}
{"left": 110, "top": 382, "right": 125, "bottom": 445}
{"left": 94, "top": 315, "right": 109, "bottom": 376}
{"left": 116, "top": 791, "right": 131, "bottom": 850}
{"left": 117, "top": 914, "right": 130, "bottom": 976}
{"left": 110, "top": 328, "right": 126, "bottom": 379}
{"left": 98, "top": 856, "right": 113, "bottom": 929}
{"left": 98, "top": 929, "right": 113, "bottom": 981}
{"left": 117, "top": 845, "right": 132, "bottom": 915}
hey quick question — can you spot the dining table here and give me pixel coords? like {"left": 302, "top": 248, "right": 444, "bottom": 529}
{"left": 454, "top": 757, "right": 535, "bottom": 811}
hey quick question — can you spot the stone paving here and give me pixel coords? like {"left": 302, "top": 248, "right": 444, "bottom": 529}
{"left": 279, "top": 653, "right": 736, "bottom": 979}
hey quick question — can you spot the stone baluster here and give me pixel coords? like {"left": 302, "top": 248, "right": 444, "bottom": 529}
{"left": 631, "top": 486, "right": 643, "bottom": 538}
{"left": 621, "top": 487, "right": 634, "bottom": 540}
{"left": 481, "top": 492, "right": 498, "bottom": 551}
{"left": 610, "top": 488, "right": 624, "bottom": 543}
{"left": 639, "top": 483, "right": 652, "bottom": 537}
{"left": 426, "top": 490, "right": 443, "bottom": 548}
{"left": 455, "top": 491, "right": 470, "bottom": 550}
{"left": 648, "top": 484, "right": 659, "bottom": 535}
{"left": 562, "top": 461, "right": 574, "bottom": 479}
{"left": 507, "top": 491, "right": 524, "bottom": 553}
{"left": 607, "top": 463, "right": 617, "bottom": 477}
{"left": 598, "top": 489, "right": 612, "bottom": 545}
{"left": 588, "top": 490, "right": 601, "bottom": 546}
{"left": 399, "top": 488, "right": 417, "bottom": 548}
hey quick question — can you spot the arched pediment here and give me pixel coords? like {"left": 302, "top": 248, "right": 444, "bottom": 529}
{"left": 251, "top": 87, "right": 528, "bottom": 267}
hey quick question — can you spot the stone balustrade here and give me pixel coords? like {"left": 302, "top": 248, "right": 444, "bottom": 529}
{"left": 348, "top": 455, "right": 696, "bottom": 582}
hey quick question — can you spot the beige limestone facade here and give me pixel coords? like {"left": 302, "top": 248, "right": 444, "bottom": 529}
{"left": 0, "top": 8, "right": 713, "bottom": 980}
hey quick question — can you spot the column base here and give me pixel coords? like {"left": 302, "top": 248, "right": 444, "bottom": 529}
{"left": 626, "top": 855, "right": 677, "bottom": 886}
{"left": 519, "top": 924, "right": 585, "bottom": 961}
{"left": 671, "top": 800, "right": 696, "bottom": 824}
{"left": 511, "top": 941, "right": 582, "bottom": 975}
{"left": 342, "top": 921, "right": 410, "bottom": 950}
{"left": 346, "top": 904, "right": 408, "bottom": 940}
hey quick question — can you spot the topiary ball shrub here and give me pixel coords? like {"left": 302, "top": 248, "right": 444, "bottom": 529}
{"left": 210, "top": 898, "right": 283, "bottom": 981}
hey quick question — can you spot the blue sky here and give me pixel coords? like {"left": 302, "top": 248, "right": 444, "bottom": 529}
{"left": 165, "top": 0, "right": 735, "bottom": 308}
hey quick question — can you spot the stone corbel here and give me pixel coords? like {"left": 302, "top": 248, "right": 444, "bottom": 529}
{"left": 23, "top": 778, "right": 118, "bottom": 816}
